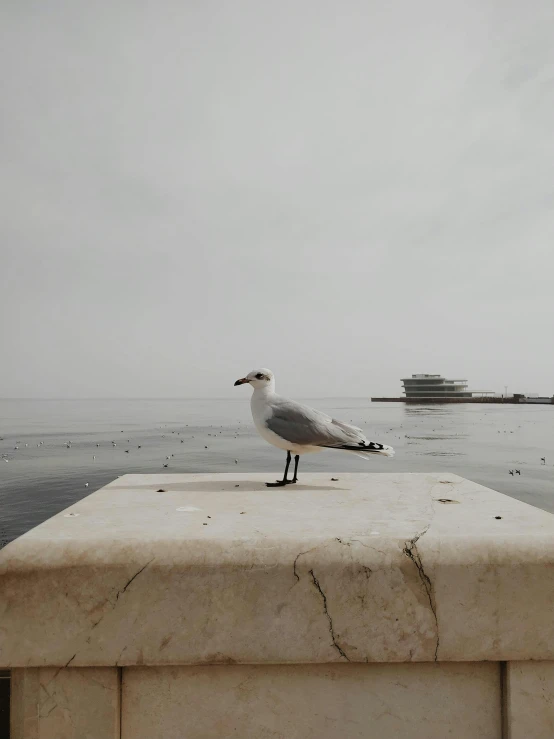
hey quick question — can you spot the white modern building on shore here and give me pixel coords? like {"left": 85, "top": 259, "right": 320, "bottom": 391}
{"left": 401, "top": 374, "right": 473, "bottom": 399}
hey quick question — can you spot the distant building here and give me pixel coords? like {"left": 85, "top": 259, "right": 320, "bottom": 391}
{"left": 401, "top": 374, "right": 472, "bottom": 399}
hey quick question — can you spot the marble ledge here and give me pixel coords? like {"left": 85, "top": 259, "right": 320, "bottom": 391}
{"left": 1, "top": 472, "right": 554, "bottom": 667}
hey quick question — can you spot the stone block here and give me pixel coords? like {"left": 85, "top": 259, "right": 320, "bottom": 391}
{"left": 505, "top": 661, "right": 554, "bottom": 739}
{"left": 10, "top": 667, "right": 119, "bottom": 739}
{"left": 122, "top": 663, "right": 501, "bottom": 739}
{"left": 1, "top": 473, "right": 553, "bottom": 667}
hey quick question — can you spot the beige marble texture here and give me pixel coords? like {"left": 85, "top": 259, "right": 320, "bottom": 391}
{"left": 122, "top": 662, "right": 501, "bottom": 739}
{"left": 505, "top": 661, "right": 554, "bottom": 739}
{"left": 1, "top": 473, "right": 554, "bottom": 666}
{"left": 10, "top": 666, "right": 120, "bottom": 739}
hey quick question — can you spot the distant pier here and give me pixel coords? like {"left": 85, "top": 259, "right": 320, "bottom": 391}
{"left": 371, "top": 396, "right": 553, "bottom": 404}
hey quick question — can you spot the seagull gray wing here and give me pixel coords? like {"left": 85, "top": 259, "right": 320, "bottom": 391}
{"left": 265, "top": 397, "right": 367, "bottom": 447}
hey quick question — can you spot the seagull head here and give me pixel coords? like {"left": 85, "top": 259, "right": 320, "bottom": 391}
{"left": 234, "top": 368, "right": 274, "bottom": 390}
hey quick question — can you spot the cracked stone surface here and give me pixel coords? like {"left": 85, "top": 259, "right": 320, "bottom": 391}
{"left": 402, "top": 525, "right": 439, "bottom": 660}
{"left": 308, "top": 569, "right": 350, "bottom": 661}
{"left": 2, "top": 472, "right": 554, "bottom": 667}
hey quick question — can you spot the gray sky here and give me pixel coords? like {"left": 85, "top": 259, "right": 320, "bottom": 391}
{"left": 2, "top": 1, "right": 554, "bottom": 398}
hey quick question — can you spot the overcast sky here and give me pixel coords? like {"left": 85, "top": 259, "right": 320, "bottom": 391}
{"left": 1, "top": 1, "right": 553, "bottom": 399}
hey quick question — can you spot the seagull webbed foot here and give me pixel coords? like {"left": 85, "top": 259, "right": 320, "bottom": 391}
{"left": 266, "top": 478, "right": 297, "bottom": 487}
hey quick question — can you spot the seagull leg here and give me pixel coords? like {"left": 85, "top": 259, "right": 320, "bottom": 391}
{"left": 290, "top": 454, "right": 300, "bottom": 483}
{"left": 266, "top": 451, "right": 292, "bottom": 487}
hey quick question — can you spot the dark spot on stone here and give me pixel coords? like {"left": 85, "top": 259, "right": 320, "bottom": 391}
{"left": 436, "top": 498, "right": 459, "bottom": 504}
{"left": 157, "top": 489, "right": 165, "bottom": 493}
{"left": 331, "top": 477, "right": 339, "bottom": 481}
{"left": 495, "top": 516, "right": 502, "bottom": 520}
{"left": 203, "top": 523, "right": 207, "bottom": 526}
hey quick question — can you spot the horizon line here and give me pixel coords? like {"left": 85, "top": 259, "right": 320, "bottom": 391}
{"left": 0, "top": 395, "right": 377, "bottom": 401}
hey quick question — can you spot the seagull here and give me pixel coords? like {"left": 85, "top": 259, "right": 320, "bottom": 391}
{"left": 509, "top": 470, "right": 514, "bottom": 475}
{"left": 234, "top": 368, "right": 394, "bottom": 487}
{"left": 541, "top": 457, "right": 546, "bottom": 464}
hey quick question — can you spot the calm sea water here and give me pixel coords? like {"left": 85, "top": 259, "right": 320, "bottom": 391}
{"left": 1, "top": 398, "right": 553, "bottom": 546}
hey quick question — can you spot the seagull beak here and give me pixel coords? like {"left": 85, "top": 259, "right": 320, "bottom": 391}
{"left": 234, "top": 377, "right": 249, "bottom": 386}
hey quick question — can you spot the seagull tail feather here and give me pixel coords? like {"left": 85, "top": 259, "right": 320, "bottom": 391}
{"left": 325, "top": 442, "right": 395, "bottom": 458}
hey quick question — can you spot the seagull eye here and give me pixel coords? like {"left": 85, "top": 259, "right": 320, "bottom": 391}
{"left": 256, "top": 373, "right": 265, "bottom": 380}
